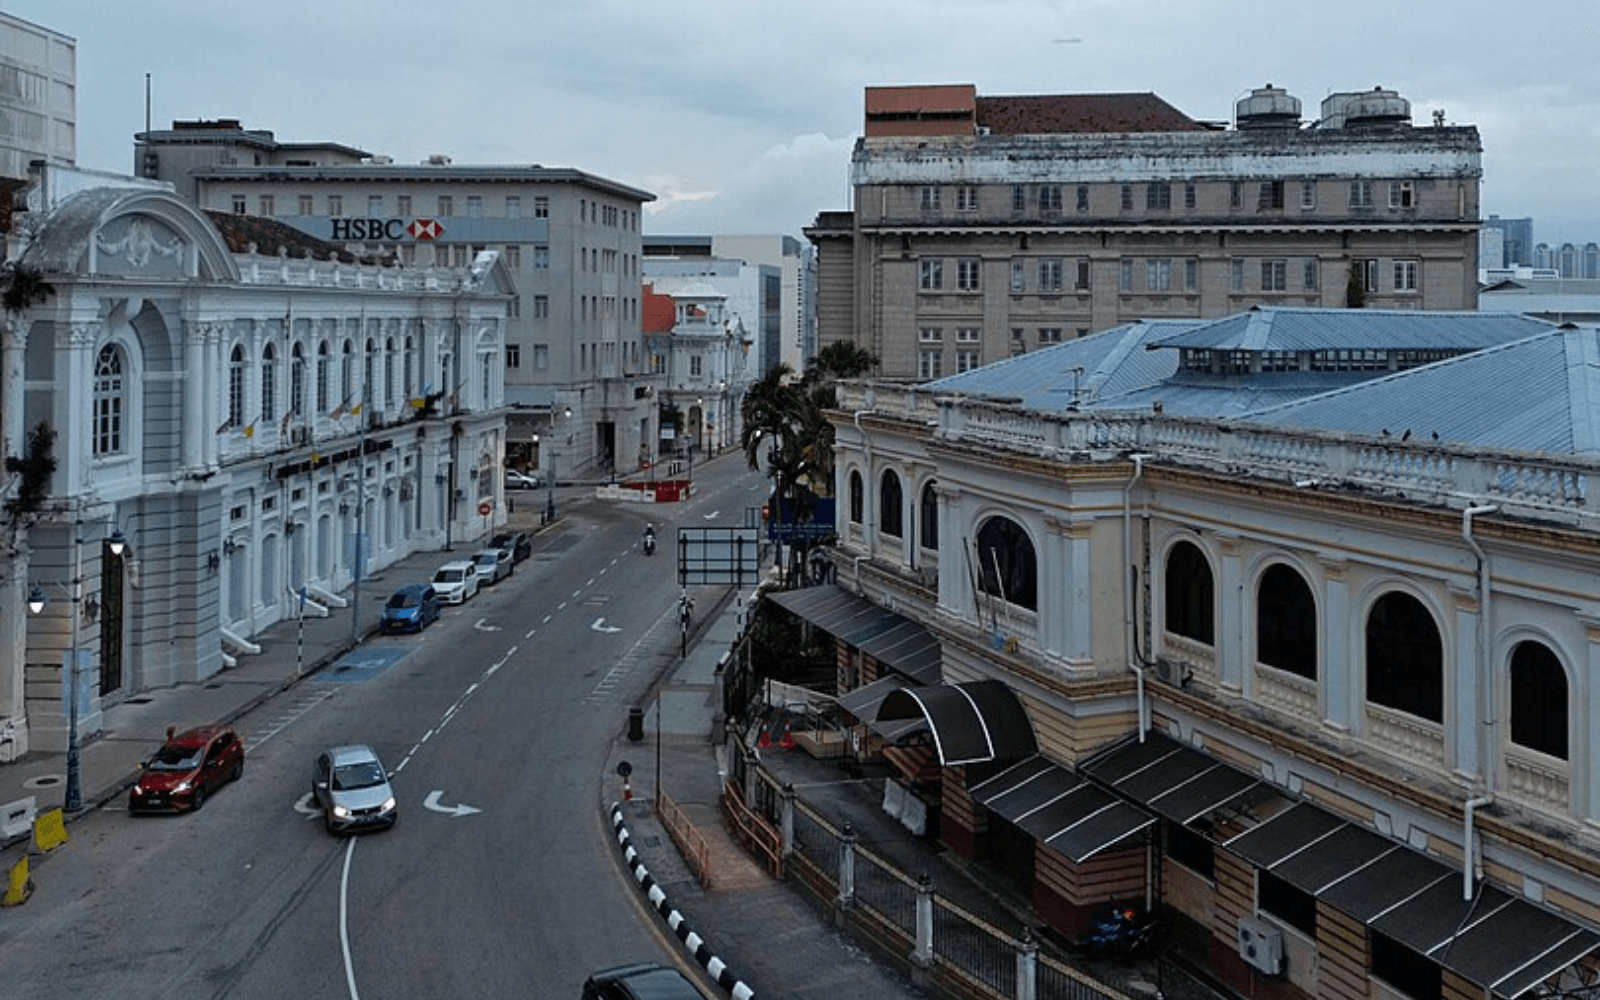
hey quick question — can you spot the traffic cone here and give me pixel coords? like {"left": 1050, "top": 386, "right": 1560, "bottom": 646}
{"left": 757, "top": 722, "right": 771, "bottom": 748}
{"left": 780, "top": 718, "right": 795, "bottom": 750}
{"left": 623, "top": 777, "right": 633, "bottom": 802}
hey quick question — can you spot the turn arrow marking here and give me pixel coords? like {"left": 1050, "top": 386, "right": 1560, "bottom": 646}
{"left": 424, "top": 790, "right": 482, "bottom": 817}
{"left": 590, "top": 618, "right": 622, "bottom": 633}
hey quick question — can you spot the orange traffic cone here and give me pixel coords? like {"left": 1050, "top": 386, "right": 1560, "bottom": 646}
{"left": 624, "top": 777, "right": 633, "bottom": 802}
{"left": 780, "top": 719, "right": 795, "bottom": 750}
{"left": 757, "top": 722, "right": 771, "bottom": 748}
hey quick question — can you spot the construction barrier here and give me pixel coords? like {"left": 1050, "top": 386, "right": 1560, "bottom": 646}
{"left": 33, "top": 808, "right": 67, "bottom": 853}
{"left": 3, "top": 856, "right": 32, "bottom": 906}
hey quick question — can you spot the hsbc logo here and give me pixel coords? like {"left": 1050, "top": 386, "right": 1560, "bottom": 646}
{"left": 328, "top": 218, "right": 445, "bottom": 241}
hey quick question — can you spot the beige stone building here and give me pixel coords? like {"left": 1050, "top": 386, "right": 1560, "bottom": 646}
{"left": 807, "top": 83, "right": 1482, "bottom": 381}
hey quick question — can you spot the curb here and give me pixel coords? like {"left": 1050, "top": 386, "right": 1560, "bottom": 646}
{"left": 610, "top": 802, "right": 757, "bottom": 1000}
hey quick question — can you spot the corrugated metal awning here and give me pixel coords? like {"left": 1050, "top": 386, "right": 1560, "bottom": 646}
{"left": 765, "top": 586, "right": 941, "bottom": 684}
{"left": 970, "top": 756, "right": 1155, "bottom": 863}
{"left": 835, "top": 676, "right": 923, "bottom": 742}
{"left": 877, "top": 680, "right": 1036, "bottom": 766}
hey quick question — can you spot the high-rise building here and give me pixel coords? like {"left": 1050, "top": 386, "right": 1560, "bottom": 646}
{"left": 0, "top": 12, "right": 76, "bottom": 177}
{"left": 809, "top": 83, "right": 1483, "bottom": 381}
{"left": 1481, "top": 214, "right": 1534, "bottom": 267}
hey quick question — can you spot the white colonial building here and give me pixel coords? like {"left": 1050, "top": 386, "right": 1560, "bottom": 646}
{"left": 801, "top": 307, "right": 1600, "bottom": 1000}
{"left": 0, "top": 163, "right": 512, "bottom": 760}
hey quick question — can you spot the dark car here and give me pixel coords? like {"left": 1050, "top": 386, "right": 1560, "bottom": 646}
{"left": 490, "top": 530, "right": 532, "bottom": 564}
{"left": 128, "top": 725, "right": 245, "bottom": 813}
{"left": 581, "top": 963, "right": 706, "bottom": 1000}
{"left": 310, "top": 744, "right": 398, "bottom": 834}
{"left": 381, "top": 584, "right": 441, "bottom": 633}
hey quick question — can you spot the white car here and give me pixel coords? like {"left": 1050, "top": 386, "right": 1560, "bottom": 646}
{"left": 431, "top": 560, "right": 480, "bottom": 604}
{"left": 504, "top": 468, "right": 542, "bottom": 490}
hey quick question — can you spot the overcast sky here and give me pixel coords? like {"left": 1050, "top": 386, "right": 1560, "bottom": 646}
{"left": 14, "top": 1, "right": 1600, "bottom": 246}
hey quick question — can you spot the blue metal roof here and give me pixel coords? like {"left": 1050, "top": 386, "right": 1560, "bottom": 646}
{"left": 1147, "top": 306, "right": 1552, "bottom": 352}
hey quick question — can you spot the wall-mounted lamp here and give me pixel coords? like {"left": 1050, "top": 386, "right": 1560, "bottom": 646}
{"left": 27, "top": 585, "right": 45, "bottom": 614}
{"left": 223, "top": 538, "right": 240, "bottom": 555}
{"left": 206, "top": 550, "right": 221, "bottom": 572}
{"left": 107, "top": 529, "right": 129, "bottom": 557}
{"left": 285, "top": 520, "right": 299, "bottom": 535}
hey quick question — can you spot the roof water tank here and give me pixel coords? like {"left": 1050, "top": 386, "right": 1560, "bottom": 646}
{"left": 1236, "top": 85, "right": 1302, "bottom": 130}
{"left": 1320, "top": 87, "right": 1412, "bottom": 129}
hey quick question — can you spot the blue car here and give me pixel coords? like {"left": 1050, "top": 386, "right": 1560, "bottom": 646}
{"left": 380, "top": 584, "right": 441, "bottom": 633}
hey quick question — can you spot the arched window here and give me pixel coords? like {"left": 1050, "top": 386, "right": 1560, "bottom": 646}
{"left": 316, "top": 341, "right": 330, "bottom": 412}
{"left": 385, "top": 336, "right": 396, "bottom": 409}
{"left": 920, "top": 481, "right": 939, "bottom": 550}
{"left": 1509, "top": 641, "right": 1568, "bottom": 759}
{"left": 228, "top": 344, "right": 246, "bottom": 429}
{"left": 260, "top": 343, "right": 277, "bottom": 423}
{"left": 975, "top": 515, "right": 1037, "bottom": 611}
{"left": 1164, "top": 540, "right": 1214, "bottom": 645}
{"left": 290, "top": 343, "right": 306, "bottom": 416}
{"left": 1366, "top": 591, "right": 1443, "bottom": 723}
{"left": 363, "top": 338, "right": 376, "bottom": 408}
{"left": 880, "top": 470, "right": 903, "bottom": 538}
{"left": 403, "top": 334, "right": 416, "bottom": 400}
{"left": 93, "top": 344, "right": 126, "bottom": 456}
{"left": 848, "top": 470, "right": 863, "bottom": 523}
{"left": 1258, "top": 563, "right": 1317, "bottom": 680}
{"left": 340, "top": 339, "right": 354, "bottom": 405}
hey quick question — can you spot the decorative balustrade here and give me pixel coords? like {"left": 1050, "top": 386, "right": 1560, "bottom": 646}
{"left": 1503, "top": 749, "right": 1571, "bottom": 813}
{"left": 1162, "top": 632, "right": 1216, "bottom": 686}
{"left": 1254, "top": 664, "right": 1319, "bottom": 719}
{"left": 1364, "top": 704, "right": 1445, "bottom": 768}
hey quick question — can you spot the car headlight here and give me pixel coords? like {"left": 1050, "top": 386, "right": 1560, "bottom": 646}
{"left": 380, "top": 797, "right": 397, "bottom": 813}
{"left": 174, "top": 780, "right": 192, "bottom": 793}
{"left": 332, "top": 805, "right": 351, "bottom": 818}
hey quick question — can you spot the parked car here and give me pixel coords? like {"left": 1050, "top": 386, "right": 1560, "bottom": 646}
{"left": 505, "top": 468, "right": 542, "bottom": 490}
{"left": 310, "top": 744, "right": 398, "bottom": 834}
{"left": 581, "top": 963, "right": 707, "bottom": 1000}
{"left": 432, "top": 561, "right": 480, "bottom": 604}
{"left": 128, "top": 725, "right": 245, "bottom": 813}
{"left": 490, "top": 531, "right": 532, "bottom": 564}
{"left": 473, "top": 548, "right": 514, "bottom": 585}
{"left": 380, "top": 584, "right": 441, "bottom": 633}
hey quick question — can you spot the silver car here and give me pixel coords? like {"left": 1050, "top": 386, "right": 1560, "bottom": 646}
{"left": 473, "top": 547, "right": 514, "bottom": 585}
{"left": 311, "top": 744, "right": 398, "bottom": 834}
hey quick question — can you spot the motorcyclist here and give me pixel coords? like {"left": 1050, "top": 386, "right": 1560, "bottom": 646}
{"left": 642, "top": 523, "right": 656, "bottom": 555}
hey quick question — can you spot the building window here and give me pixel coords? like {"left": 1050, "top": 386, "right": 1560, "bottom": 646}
{"left": 920, "top": 482, "right": 939, "bottom": 550}
{"left": 1355, "top": 258, "right": 1380, "bottom": 292}
{"left": 466, "top": 195, "right": 482, "bottom": 218}
{"left": 228, "top": 344, "right": 246, "bottom": 429}
{"left": 403, "top": 336, "right": 414, "bottom": 399}
{"left": 231, "top": 195, "right": 246, "bottom": 215}
{"left": 1389, "top": 180, "right": 1415, "bottom": 208}
{"left": 384, "top": 337, "right": 396, "bottom": 408}
{"left": 1300, "top": 180, "right": 1316, "bottom": 209}
{"left": 919, "top": 350, "right": 944, "bottom": 379}
{"left": 918, "top": 326, "right": 943, "bottom": 343}
{"left": 505, "top": 343, "right": 520, "bottom": 369}
{"left": 290, "top": 344, "right": 305, "bottom": 416}
{"left": 1038, "top": 328, "right": 1063, "bottom": 344}
{"left": 504, "top": 245, "right": 521, "bottom": 268}
{"left": 1366, "top": 591, "right": 1443, "bottom": 723}
{"left": 689, "top": 354, "right": 703, "bottom": 377}
{"left": 956, "top": 349, "right": 980, "bottom": 373}
{"left": 1230, "top": 182, "right": 1243, "bottom": 209}
{"left": 956, "top": 327, "right": 979, "bottom": 344}
{"left": 533, "top": 295, "right": 549, "bottom": 319}
{"left": 1120, "top": 184, "right": 1134, "bottom": 210}
{"left": 259, "top": 194, "right": 275, "bottom": 217}
{"left": 340, "top": 339, "right": 354, "bottom": 405}
{"left": 880, "top": 470, "right": 903, "bottom": 538}
{"left": 919, "top": 186, "right": 941, "bottom": 211}
{"left": 316, "top": 341, "right": 330, "bottom": 412}
{"left": 505, "top": 195, "right": 521, "bottom": 218}
{"left": 93, "top": 344, "right": 126, "bottom": 456}
{"left": 956, "top": 258, "right": 981, "bottom": 291}
{"left": 260, "top": 343, "right": 277, "bottom": 423}
{"left": 533, "top": 344, "right": 549, "bottom": 370}
{"left": 533, "top": 245, "right": 550, "bottom": 270}
{"left": 534, "top": 195, "right": 549, "bottom": 218}
{"left": 1077, "top": 259, "right": 1091, "bottom": 290}
{"left": 1011, "top": 185, "right": 1025, "bottom": 212}
{"left": 975, "top": 515, "right": 1037, "bottom": 612}
{"left": 1261, "top": 260, "right": 1287, "bottom": 292}
{"left": 397, "top": 195, "right": 412, "bottom": 216}
{"left": 1038, "top": 258, "right": 1063, "bottom": 292}
{"left": 1146, "top": 182, "right": 1171, "bottom": 210}
{"left": 1303, "top": 259, "right": 1320, "bottom": 291}
{"left": 1258, "top": 181, "right": 1284, "bottom": 210}
{"left": 1120, "top": 259, "right": 1134, "bottom": 291}
{"left": 1257, "top": 563, "right": 1316, "bottom": 680}
{"left": 1184, "top": 182, "right": 1196, "bottom": 210}
{"left": 437, "top": 195, "right": 454, "bottom": 217}
{"left": 327, "top": 195, "right": 342, "bottom": 216}
{"left": 1231, "top": 259, "right": 1245, "bottom": 291}
{"left": 956, "top": 185, "right": 978, "bottom": 211}
{"left": 1040, "top": 184, "right": 1063, "bottom": 211}
{"left": 1165, "top": 540, "right": 1214, "bottom": 645}
{"left": 1146, "top": 258, "right": 1172, "bottom": 292}
{"left": 299, "top": 194, "right": 314, "bottom": 215}
{"left": 1393, "top": 259, "right": 1419, "bottom": 291}
{"left": 1350, "top": 180, "right": 1374, "bottom": 208}
{"left": 848, "top": 471, "right": 864, "bottom": 524}
{"left": 920, "top": 258, "right": 943, "bottom": 290}
{"left": 1010, "top": 259, "right": 1026, "bottom": 293}
{"left": 1184, "top": 258, "right": 1198, "bottom": 291}
{"left": 1510, "top": 641, "right": 1568, "bottom": 760}
{"left": 368, "top": 194, "right": 384, "bottom": 216}
{"left": 1075, "top": 184, "right": 1089, "bottom": 211}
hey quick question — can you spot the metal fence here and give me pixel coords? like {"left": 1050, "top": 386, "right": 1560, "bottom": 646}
{"left": 735, "top": 760, "right": 1135, "bottom": 1000}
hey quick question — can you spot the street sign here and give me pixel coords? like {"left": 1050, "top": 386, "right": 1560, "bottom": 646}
{"left": 676, "top": 526, "right": 762, "bottom": 586}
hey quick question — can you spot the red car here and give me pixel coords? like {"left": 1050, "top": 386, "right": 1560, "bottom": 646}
{"left": 129, "top": 725, "right": 245, "bottom": 813}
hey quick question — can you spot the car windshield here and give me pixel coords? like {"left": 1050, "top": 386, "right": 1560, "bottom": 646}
{"left": 475, "top": 555, "right": 496, "bottom": 567}
{"left": 490, "top": 536, "right": 510, "bottom": 549}
{"left": 332, "top": 760, "right": 386, "bottom": 791}
{"left": 387, "top": 592, "right": 421, "bottom": 609}
{"left": 148, "top": 745, "right": 204, "bottom": 771}
{"left": 434, "top": 569, "right": 462, "bottom": 583}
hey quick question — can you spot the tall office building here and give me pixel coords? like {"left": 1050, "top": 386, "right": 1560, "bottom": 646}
{"left": 0, "top": 12, "right": 75, "bottom": 177}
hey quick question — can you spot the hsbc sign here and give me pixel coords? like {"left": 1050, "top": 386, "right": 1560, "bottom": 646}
{"left": 328, "top": 218, "right": 445, "bottom": 241}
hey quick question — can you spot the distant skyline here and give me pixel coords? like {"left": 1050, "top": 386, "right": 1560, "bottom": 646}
{"left": 12, "top": 1, "right": 1600, "bottom": 242}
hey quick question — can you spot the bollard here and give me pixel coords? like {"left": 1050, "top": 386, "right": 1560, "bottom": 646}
{"left": 627, "top": 706, "right": 645, "bottom": 742}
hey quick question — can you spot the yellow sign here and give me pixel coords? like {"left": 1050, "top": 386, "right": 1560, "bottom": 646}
{"left": 33, "top": 807, "right": 68, "bottom": 853}
{"left": 3, "top": 856, "right": 32, "bottom": 906}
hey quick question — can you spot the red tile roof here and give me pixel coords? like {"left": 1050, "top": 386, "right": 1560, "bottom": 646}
{"left": 976, "top": 93, "right": 1206, "bottom": 134}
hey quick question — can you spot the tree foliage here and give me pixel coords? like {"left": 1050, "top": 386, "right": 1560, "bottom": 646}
{"left": 4, "top": 421, "right": 57, "bottom": 521}
{"left": 0, "top": 262, "right": 55, "bottom": 317}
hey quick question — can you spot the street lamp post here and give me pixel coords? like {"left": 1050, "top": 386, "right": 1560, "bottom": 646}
{"left": 27, "top": 520, "right": 92, "bottom": 812}
{"left": 544, "top": 405, "right": 571, "bottom": 524}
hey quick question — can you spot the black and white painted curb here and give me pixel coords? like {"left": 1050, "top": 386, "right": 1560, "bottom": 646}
{"left": 610, "top": 803, "right": 757, "bottom": 1000}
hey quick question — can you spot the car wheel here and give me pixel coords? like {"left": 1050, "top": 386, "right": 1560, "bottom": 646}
{"left": 325, "top": 815, "right": 338, "bottom": 835}
{"left": 231, "top": 758, "right": 244, "bottom": 782}
{"left": 191, "top": 786, "right": 206, "bottom": 811}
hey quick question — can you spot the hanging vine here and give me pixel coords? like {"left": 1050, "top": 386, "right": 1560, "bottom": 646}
{"left": 3, "top": 421, "right": 56, "bottom": 522}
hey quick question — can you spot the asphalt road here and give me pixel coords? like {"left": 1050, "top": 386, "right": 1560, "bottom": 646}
{"left": 0, "top": 458, "right": 763, "bottom": 1000}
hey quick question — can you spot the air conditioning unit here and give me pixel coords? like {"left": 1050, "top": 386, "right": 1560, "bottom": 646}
{"left": 1236, "top": 915, "right": 1284, "bottom": 975}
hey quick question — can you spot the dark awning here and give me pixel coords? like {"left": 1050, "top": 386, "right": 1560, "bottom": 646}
{"left": 969, "top": 756, "right": 1155, "bottom": 863}
{"left": 765, "top": 586, "right": 941, "bottom": 684}
{"left": 835, "top": 676, "right": 923, "bottom": 742}
{"left": 1080, "top": 731, "right": 1269, "bottom": 825}
{"left": 877, "top": 679, "right": 1037, "bottom": 766}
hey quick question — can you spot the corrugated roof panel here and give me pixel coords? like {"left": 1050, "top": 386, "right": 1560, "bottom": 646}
{"left": 1149, "top": 307, "right": 1552, "bottom": 352}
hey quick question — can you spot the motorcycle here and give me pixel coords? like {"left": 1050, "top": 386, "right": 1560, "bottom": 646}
{"left": 642, "top": 531, "right": 656, "bottom": 556}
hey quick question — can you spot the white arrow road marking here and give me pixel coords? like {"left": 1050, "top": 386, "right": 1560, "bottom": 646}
{"left": 294, "top": 792, "right": 321, "bottom": 820}
{"left": 473, "top": 619, "right": 501, "bottom": 632}
{"left": 424, "top": 790, "right": 482, "bottom": 817}
{"left": 591, "top": 618, "right": 623, "bottom": 633}
{"left": 703, "top": 510, "right": 720, "bottom": 520}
